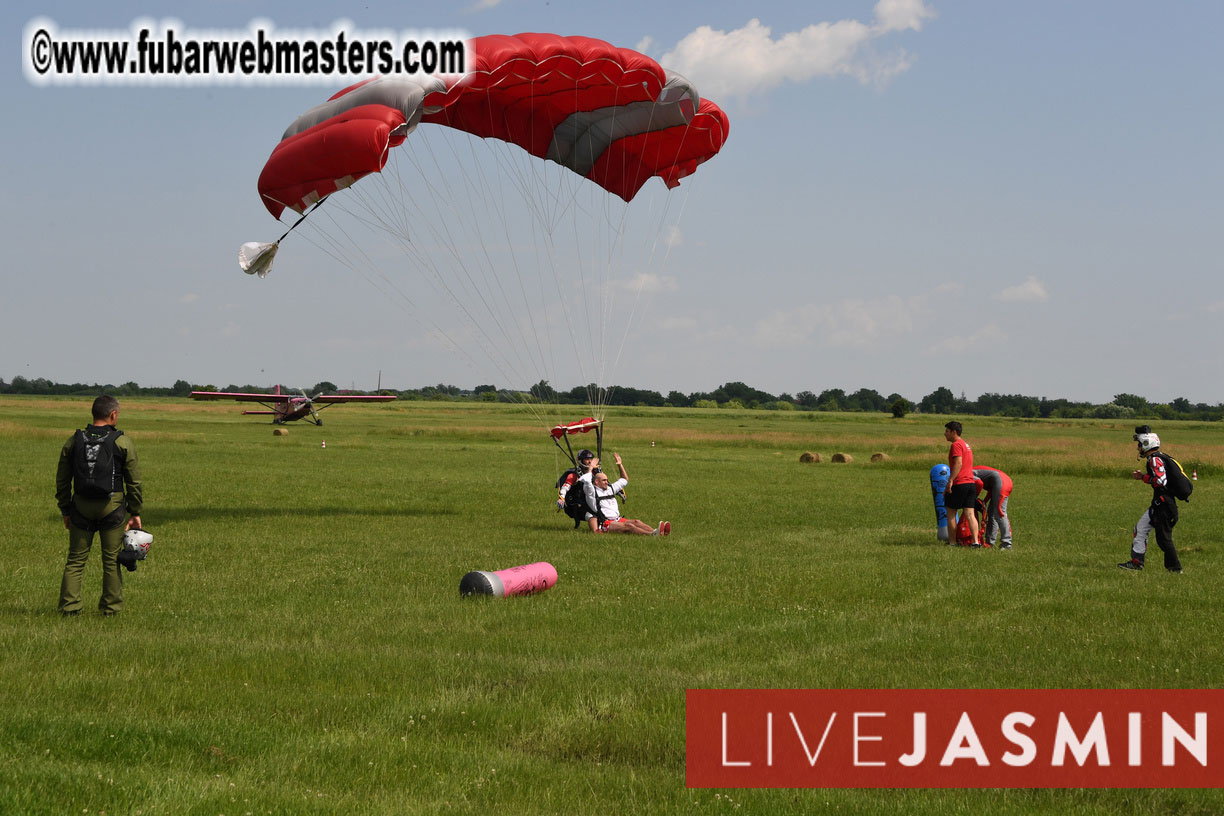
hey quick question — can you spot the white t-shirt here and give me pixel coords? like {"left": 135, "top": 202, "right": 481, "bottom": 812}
{"left": 584, "top": 476, "right": 627, "bottom": 520}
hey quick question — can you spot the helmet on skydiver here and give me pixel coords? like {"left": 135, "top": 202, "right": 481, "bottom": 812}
{"left": 1135, "top": 432, "right": 1161, "bottom": 456}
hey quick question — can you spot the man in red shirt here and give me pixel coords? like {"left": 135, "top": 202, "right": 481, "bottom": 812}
{"left": 943, "top": 421, "right": 980, "bottom": 547}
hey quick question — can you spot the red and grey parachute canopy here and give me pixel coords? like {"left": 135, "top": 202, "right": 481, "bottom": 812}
{"left": 256, "top": 32, "right": 730, "bottom": 219}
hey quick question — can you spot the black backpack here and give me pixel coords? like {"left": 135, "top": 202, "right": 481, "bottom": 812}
{"left": 562, "top": 475, "right": 603, "bottom": 527}
{"left": 72, "top": 427, "right": 124, "bottom": 499}
{"left": 1157, "top": 452, "right": 1193, "bottom": 502}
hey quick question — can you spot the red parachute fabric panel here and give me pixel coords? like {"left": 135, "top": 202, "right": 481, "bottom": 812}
{"left": 258, "top": 104, "right": 407, "bottom": 219}
{"left": 422, "top": 33, "right": 727, "bottom": 201}
{"left": 589, "top": 97, "right": 730, "bottom": 198}
{"left": 424, "top": 34, "right": 663, "bottom": 158}
{"left": 550, "top": 417, "right": 599, "bottom": 439}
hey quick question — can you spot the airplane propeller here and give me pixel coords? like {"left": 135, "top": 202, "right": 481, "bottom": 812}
{"left": 302, "top": 391, "right": 324, "bottom": 425}
{"left": 302, "top": 391, "right": 323, "bottom": 425}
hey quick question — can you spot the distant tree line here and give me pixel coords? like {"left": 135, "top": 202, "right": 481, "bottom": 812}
{"left": 2, "top": 376, "right": 1221, "bottom": 421}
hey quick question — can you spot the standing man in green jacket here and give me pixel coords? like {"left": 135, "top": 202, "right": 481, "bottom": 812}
{"left": 55, "top": 395, "right": 143, "bottom": 616}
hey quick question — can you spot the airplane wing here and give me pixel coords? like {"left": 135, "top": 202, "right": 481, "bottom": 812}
{"left": 190, "top": 391, "right": 294, "bottom": 403}
{"left": 311, "top": 394, "right": 398, "bottom": 404}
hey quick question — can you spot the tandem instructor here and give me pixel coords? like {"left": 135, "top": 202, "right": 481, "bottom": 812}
{"left": 55, "top": 395, "right": 143, "bottom": 616}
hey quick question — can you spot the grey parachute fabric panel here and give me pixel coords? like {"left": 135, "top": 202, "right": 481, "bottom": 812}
{"left": 281, "top": 75, "right": 449, "bottom": 141}
{"left": 546, "top": 72, "right": 700, "bottom": 177}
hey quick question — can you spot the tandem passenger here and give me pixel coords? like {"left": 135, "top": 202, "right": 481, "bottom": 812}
{"left": 582, "top": 452, "right": 670, "bottom": 536}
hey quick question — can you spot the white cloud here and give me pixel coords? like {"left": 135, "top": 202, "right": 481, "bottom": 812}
{"left": 179, "top": 293, "right": 198, "bottom": 304}
{"left": 664, "top": 225, "right": 684, "bottom": 249}
{"left": 925, "top": 323, "right": 1006, "bottom": 355}
{"left": 660, "top": 315, "right": 699, "bottom": 332}
{"left": 994, "top": 276, "right": 1049, "bottom": 303}
{"left": 636, "top": 35, "right": 655, "bottom": 55}
{"left": 466, "top": 0, "right": 501, "bottom": 12}
{"left": 753, "top": 293, "right": 927, "bottom": 349}
{"left": 873, "top": 0, "right": 937, "bottom": 33}
{"left": 1206, "top": 300, "right": 1224, "bottom": 314}
{"left": 659, "top": 0, "right": 935, "bottom": 99}
{"left": 614, "top": 272, "right": 678, "bottom": 294}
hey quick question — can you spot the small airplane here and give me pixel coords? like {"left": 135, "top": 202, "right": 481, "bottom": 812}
{"left": 189, "top": 385, "right": 396, "bottom": 425}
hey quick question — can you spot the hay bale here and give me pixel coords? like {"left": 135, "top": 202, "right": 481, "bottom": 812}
{"left": 799, "top": 451, "right": 822, "bottom": 463}
{"left": 831, "top": 452, "right": 853, "bottom": 463}
{"left": 273, "top": 428, "right": 289, "bottom": 437}
{"left": 870, "top": 452, "right": 890, "bottom": 463}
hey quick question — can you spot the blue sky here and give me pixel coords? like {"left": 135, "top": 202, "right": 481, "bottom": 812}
{"left": 5, "top": 1, "right": 1222, "bottom": 404}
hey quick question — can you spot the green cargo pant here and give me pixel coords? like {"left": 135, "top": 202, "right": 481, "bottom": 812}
{"left": 59, "top": 494, "right": 126, "bottom": 615}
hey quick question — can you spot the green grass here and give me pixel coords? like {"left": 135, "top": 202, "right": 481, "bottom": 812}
{"left": 1, "top": 396, "right": 1221, "bottom": 814}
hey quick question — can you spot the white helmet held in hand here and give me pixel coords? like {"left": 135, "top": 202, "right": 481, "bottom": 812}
{"left": 122, "top": 528, "right": 152, "bottom": 559}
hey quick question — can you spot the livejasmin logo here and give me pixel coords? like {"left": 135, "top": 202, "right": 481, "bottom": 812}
{"left": 685, "top": 690, "right": 1224, "bottom": 788}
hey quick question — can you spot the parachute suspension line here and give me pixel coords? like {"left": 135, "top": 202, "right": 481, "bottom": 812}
{"left": 452, "top": 80, "right": 607, "bottom": 427}
{"left": 468, "top": 78, "right": 594, "bottom": 424}
{"left": 530, "top": 82, "right": 596, "bottom": 408}
{"left": 608, "top": 185, "right": 686, "bottom": 392}
{"left": 462, "top": 128, "right": 574, "bottom": 429}
{"left": 590, "top": 79, "right": 634, "bottom": 423}
{"left": 526, "top": 77, "right": 606, "bottom": 421}
{"left": 286, "top": 156, "right": 526, "bottom": 403}
{"left": 471, "top": 85, "right": 560, "bottom": 411}
{"left": 293, "top": 194, "right": 495, "bottom": 384}
{"left": 383, "top": 135, "right": 547, "bottom": 404}
{"left": 614, "top": 88, "right": 705, "bottom": 381}
{"left": 600, "top": 88, "right": 705, "bottom": 414}
{"left": 607, "top": 76, "right": 648, "bottom": 413}
{"left": 332, "top": 126, "right": 549, "bottom": 430}
{"left": 464, "top": 132, "right": 558, "bottom": 429}
{"left": 590, "top": 97, "right": 609, "bottom": 421}
{"left": 566, "top": 75, "right": 608, "bottom": 422}
{"left": 605, "top": 97, "right": 683, "bottom": 394}
{"left": 276, "top": 197, "right": 328, "bottom": 244}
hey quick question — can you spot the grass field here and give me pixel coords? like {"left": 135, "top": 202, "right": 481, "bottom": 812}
{"left": 1, "top": 396, "right": 1221, "bottom": 815}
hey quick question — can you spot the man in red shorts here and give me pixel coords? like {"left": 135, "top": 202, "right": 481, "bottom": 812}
{"left": 943, "top": 421, "right": 980, "bottom": 547}
{"left": 583, "top": 452, "right": 670, "bottom": 536}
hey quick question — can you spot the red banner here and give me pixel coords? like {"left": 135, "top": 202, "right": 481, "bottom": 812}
{"left": 686, "top": 689, "right": 1224, "bottom": 788}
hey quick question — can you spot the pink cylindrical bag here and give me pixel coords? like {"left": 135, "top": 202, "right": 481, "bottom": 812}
{"left": 460, "top": 561, "right": 557, "bottom": 598}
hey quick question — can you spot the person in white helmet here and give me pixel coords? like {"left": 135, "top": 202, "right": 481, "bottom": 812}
{"left": 1119, "top": 426, "right": 1186, "bottom": 573}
